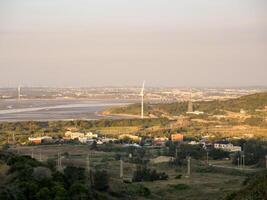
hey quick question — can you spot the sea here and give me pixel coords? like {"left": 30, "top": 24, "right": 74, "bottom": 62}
{"left": 0, "top": 99, "right": 132, "bottom": 121}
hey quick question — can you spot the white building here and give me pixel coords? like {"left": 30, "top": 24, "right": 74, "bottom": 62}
{"left": 65, "top": 131, "right": 84, "bottom": 139}
{"left": 186, "top": 111, "right": 204, "bottom": 115}
{"left": 214, "top": 141, "right": 241, "bottom": 152}
{"left": 84, "top": 132, "right": 98, "bottom": 139}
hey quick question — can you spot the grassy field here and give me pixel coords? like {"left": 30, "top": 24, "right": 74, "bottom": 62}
{"left": 7, "top": 144, "right": 246, "bottom": 200}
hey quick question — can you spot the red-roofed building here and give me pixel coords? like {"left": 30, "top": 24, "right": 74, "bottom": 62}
{"left": 171, "top": 134, "right": 184, "bottom": 142}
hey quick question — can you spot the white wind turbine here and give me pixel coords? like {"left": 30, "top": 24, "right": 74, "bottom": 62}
{"left": 140, "top": 81, "right": 145, "bottom": 119}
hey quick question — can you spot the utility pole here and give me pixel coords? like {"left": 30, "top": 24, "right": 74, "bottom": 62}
{"left": 242, "top": 152, "right": 245, "bottom": 169}
{"left": 18, "top": 85, "right": 21, "bottom": 100}
{"left": 187, "top": 156, "right": 191, "bottom": 177}
{"left": 206, "top": 151, "right": 209, "bottom": 165}
{"left": 57, "top": 152, "right": 62, "bottom": 171}
{"left": 39, "top": 151, "right": 42, "bottom": 161}
{"left": 175, "top": 148, "right": 178, "bottom": 159}
{"left": 31, "top": 148, "right": 34, "bottom": 159}
{"left": 265, "top": 155, "right": 267, "bottom": 169}
{"left": 86, "top": 154, "right": 90, "bottom": 175}
{"left": 120, "top": 158, "right": 124, "bottom": 179}
{"left": 237, "top": 157, "right": 240, "bottom": 169}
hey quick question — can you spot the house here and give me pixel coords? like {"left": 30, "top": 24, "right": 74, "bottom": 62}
{"left": 188, "top": 141, "right": 199, "bottom": 145}
{"left": 171, "top": 133, "right": 184, "bottom": 142}
{"left": 186, "top": 111, "right": 204, "bottom": 115}
{"left": 101, "top": 138, "right": 117, "bottom": 143}
{"left": 78, "top": 137, "right": 94, "bottom": 143}
{"left": 123, "top": 143, "right": 141, "bottom": 148}
{"left": 153, "top": 137, "right": 168, "bottom": 146}
{"left": 65, "top": 131, "right": 84, "bottom": 140}
{"left": 214, "top": 141, "right": 241, "bottom": 152}
{"left": 84, "top": 132, "right": 98, "bottom": 139}
{"left": 28, "top": 136, "right": 52, "bottom": 144}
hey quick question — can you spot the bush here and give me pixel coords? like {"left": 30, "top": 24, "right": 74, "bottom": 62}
{"left": 169, "top": 184, "right": 190, "bottom": 190}
{"left": 175, "top": 174, "right": 182, "bottom": 179}
{"left": 133, "top": 166, "right": 168, "bottom": 182}
{"left": 93, "top": 170, "right": 109, "bottom": 191}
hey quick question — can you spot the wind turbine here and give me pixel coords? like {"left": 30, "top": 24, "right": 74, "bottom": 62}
{"left": 18, "top": 85, "right": 21, "bottom": 100}
{"left": 140, "top": 81, "right": 145, "bottom": 119}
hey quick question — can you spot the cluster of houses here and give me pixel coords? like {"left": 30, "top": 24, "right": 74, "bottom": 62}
{"left": 188, "top": 139, "right": 242, "bottom": 152}
{"left": 28, "top": 132, "right": 241, "bottom": 152}
{"left": 27, "top": 132, "right": 184, "bottom": 146}
{"left": 213, "top": 141, "right": 242, "bottom": 152}
{"left": 28, "top": 136, "right": 53, "bottom": 145}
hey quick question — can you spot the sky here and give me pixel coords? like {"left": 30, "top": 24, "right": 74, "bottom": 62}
{"left": 0, "top": 0, "right": 266, "bottom": 87}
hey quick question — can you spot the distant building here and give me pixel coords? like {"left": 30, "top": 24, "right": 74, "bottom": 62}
{"left": 84, "top": 132, "right": 98, "bottom": 139}
{"left": 188, "top": 141, "right": 199, "bottom": 145}
{"left": 153, "top": 137, "right": 168, "bottom": 146}
{"left": 171, "top": 133, "right": 184, "bottom": 142}
{"left": 65, "top": 131, "right": 98, "bottom": 143}
{"left": 123, "top": 143, "right": 141, "bottom": 148}
{"left": 28, "top": 136, "right": 52, "bottom": 144}
{"left": 186, "top": 111, "right": 204, "bottom": 115}
{"left": 240, "top": 109, "right": 246, "bottom": 114}
{"left": 78, "top": 137, "right": 94, "bottom": 144}
{"left": 65, "top": 131, "right": 84, "bottom": 139}
{"left": 214, "top": 141, "right": 241, "bottom": 152}
{"left": 101, "top": 138, "right": 117, "bottom": 143}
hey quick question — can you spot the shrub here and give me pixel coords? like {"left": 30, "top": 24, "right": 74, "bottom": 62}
{"left": 133, "top": 166, "right": 168, "bottom": 182}
{"left": 169, "top": 184, "right": 190, "bottom": 190}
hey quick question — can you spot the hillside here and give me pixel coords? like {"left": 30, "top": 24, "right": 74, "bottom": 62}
{"left": 107, "top": 92, "right": 267, "bottom": 116}
{"left": 225, "top": 170, "right": 267, "bottom": 200}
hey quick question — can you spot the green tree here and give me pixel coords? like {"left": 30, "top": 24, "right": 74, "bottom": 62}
{"left": 93, "top": 170, "right": 109, "bottom": 191}
{"left": 36, "top": 187, "right": 51, "bottom": 200}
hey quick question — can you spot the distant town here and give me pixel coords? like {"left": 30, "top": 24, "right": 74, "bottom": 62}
{"left": 0, "top": 86, "right": 266, "bottom": 102}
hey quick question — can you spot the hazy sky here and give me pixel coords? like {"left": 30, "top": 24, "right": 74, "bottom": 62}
{"left": 0, "top": 0, "right": 266, "bottom": 87}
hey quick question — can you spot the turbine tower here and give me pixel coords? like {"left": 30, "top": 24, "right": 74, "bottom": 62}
{"left": 18, "top": 85, "right": 21, "bottom": 100}
{"left": 140, "top": 81, "right": 145, "bottom": 119}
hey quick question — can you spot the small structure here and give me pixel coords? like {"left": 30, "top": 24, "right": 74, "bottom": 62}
{"left": 123, "top": 143, "right": 141, "bottom": 148}
{"left": 188, "top": 141, "right": 199, "bottom": 145}
{"left": 186, "top": 111, "right": 204, "bottom": 115}
{"left": 153, "top": 137, "right": 169, "bottom": 146}
{"left": 214, "top": 141, "right": 241, "bottom": 152}
{"left": 101, "top": 138, "right": 117, "bottom": 143}
{"left": 171, "top": 133, "right": 184, "bottom": 142}
{"left": 84, "top": 132, "right": 98, "bottom": 139}
{"left": 78, "top": 137, "right": 94, "bottom": 144}
{"left": 240, "top": 109, "right": 246, "bottom": 115}
{"left": 65, "top": 131, "right": 84, "bottom": 140}
{"left": 28, "top": 136, "right": 52, "bottom": 145}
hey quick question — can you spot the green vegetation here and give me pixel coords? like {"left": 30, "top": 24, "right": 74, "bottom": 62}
{"left": 232, "top": 139, "right": 267, "bottom": 167}
{"left": 0, "top": 118, "right": 170, "bottom": 145}
{"left": 225, "top": 171, "right": 267, "bottom": 200}
{"left": 108, "top": 92, "right": 267, "bottom": 116}
{"left": 0, "top": 151, "right": 113, "bottom": 199}
{"left": 169, "top": 184, "right": 190, "bottom": 191}
{"left": 133, "top": 166, "right": 168, "bottom": 182}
